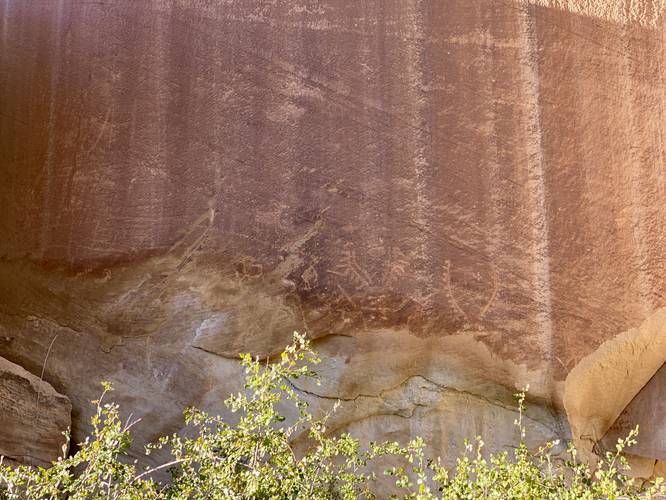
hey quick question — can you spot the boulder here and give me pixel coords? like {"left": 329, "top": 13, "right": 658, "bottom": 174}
{"left": 601, "top": 361, "right": 666, "bottom": 460}
{"left": 0, "top": 356, "right": 71, "bottom": 467}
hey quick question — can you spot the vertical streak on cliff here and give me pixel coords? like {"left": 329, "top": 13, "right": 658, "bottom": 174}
{"left": 516, "top": 5, "right": 554, "bottom": 371}
{"left": 474, "top": 7, "right": 505, "bottom": 330}
{"left": 150, "top": 7, "right": 170, "bottom": 249}
{"left": 660, "top": 9, "right": 666, "bottom": 201}
{"left": 0, "top": 0, "right": 8, "bottom": 48}
{"left": 402, "top": 0, "right": 435, "bottom": 309}
{"left": 623, "top": 23, "right": 662, "bottom": 317}
{"left": 40, "top": 1, "right": 65, "bottom": 258}
{"left": 0, "top": 1, "right": 8, "bottom": 249}
{"left": 0, "top": 1, "right": 9, "bottom": 132}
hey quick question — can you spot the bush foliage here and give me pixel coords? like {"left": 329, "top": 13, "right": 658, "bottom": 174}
{"left": 1, "top": 333, "right": 663, "bottom": 499}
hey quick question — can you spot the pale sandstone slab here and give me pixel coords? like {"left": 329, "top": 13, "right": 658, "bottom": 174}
{"left": 601, "top": 361, "right": 666, "bottom": 460}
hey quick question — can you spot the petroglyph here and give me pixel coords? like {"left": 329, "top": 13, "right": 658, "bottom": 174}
{"left": 333, "top": 244, "right": 373, "bottom": 290}
{"left": 442, "top": 260, "right": 500, "bottom": 330}
{"left": 234, "top": 257, "right": 264, "bottom": 284}
{"left": 300, "top": 263, "right": 318, "bottom": 291}
{"left": 380, "top": 247, "right": 412, "bottom": 288}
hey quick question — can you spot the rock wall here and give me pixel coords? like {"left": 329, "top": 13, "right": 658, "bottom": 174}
{"left": 1, "top": 0, "right": 666, "bottom": 469}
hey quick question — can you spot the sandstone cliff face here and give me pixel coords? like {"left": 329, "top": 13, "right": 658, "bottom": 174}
{"left": 1, "top": 0, "right": 666, "bottom": 469}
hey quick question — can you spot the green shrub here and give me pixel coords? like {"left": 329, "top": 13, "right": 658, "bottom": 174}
{"left": 0, "top": 333, "right": 663, "bottom": 499}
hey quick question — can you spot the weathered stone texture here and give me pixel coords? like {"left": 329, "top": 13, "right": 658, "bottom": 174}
{"left": 1, "top": 0, "right": 666, "bottom": 468}
{"left": 0, "top": 356, "right": 71, "bottom": 466}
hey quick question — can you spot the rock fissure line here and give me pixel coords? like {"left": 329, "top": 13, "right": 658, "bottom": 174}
{"left": 287, "top": 374, "right": 562, "bottom": 436}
